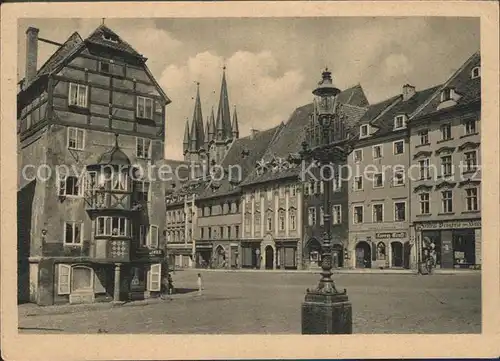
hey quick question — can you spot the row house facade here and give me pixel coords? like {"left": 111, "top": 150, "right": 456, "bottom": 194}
{"left": 346, "top": 51, "right": 481, "bottom": 270}
{"left": 302, "top": 85, "right": 369, "bottom": 269}
{"left": 194, "top": 125, "right": 282, "bottom": 269}
{"left": 164, "top": 159, "right": 197, "bottom": 269}
{"left": 17, "top": 25, "right": 170, "bottom": 305}
{"left": 409, "top": 52, "right": 481, "bottom": 270}
{"left": 347, "top": 84, "right": 439, "bottom": 269}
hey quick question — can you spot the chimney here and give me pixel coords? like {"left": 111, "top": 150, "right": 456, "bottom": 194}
{"left": 402, "top": 84, "right": 416, "bottom": 101}
{"left": 250, "top": 128, "right": 260, "bottom": 139}
{"left": 25, "top": 27, "right": 40, "bottom": 84}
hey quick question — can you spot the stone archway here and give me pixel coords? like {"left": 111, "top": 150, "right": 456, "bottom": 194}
{"left": 355, "top": 241, "right": 371, "bottom": 268}
{"left": 305, "top": 238, "right": 322, "bottom": 269}
{"left": 214, "top": 245, "right": 226, "bottom": 268}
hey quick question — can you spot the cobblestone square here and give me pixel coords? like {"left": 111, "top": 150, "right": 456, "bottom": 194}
{"left": 18, "top": 271, "right": 481, "bottom": 334}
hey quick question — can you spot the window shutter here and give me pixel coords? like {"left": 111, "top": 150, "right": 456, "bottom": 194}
{"left": 151, "top": 226, "right": 159, "bottom": 248}
{"left": 148, "top": 264, "right": 161, "bottom": 291}
{"left": 58, "top": 264, "right": 71, "bottom": 295}
{"left": 58, "top": 175, "right": 67, "bottom": 196}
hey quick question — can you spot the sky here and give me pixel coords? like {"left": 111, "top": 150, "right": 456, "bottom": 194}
{"left": 18, "top": 17, "right": 480, "bottom": 160}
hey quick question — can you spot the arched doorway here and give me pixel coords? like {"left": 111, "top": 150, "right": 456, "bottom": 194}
{"left": 391, "top": 241, "right": 403, "bottom": 267}
{"left": 355, "top": 241, "right": 371, "bottom": 268}
{"left": 305, "top": 238, "right": 322, "bottom": 269}
{"left": 215, "top": 246, "right": 226, "bottom": 268}
{"left": 265, "top": 246, "right": 274, "bottom": 270}
{"left": 332, "top": 244, "right": 344, "bottom": 268}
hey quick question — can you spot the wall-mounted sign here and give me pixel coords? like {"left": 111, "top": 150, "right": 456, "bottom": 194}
{"left": 149, "top": 249, "right": 164, "bottom": 257}
{"left": 416, "top": 219, "right": 481, "bottom": 230}
{"left": 375, "top": 232, "right": 407, "bottom": 239}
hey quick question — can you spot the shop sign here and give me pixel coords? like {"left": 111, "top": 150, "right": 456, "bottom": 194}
{"left": 149, "top": 249, "right": 164, "bottom": 257}
{"left": 375, "top": 232, "right": 407, "bottom": 239}
{"left": 416, "top": 219, "right": 481, "bottom": 230}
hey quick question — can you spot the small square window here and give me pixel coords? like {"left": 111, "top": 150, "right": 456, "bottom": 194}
{"left": 360, "top": 124, "right": 369, "bottom": 138}
{"left": 373, "top": 145, "right": 382, "bottom": 159}
{"left": 441, "top": 124, "right": 452, "bottom": 140}
{"left": 353, "top": 149, "right": 363, "bottom": 162}
{"left": 441, "top": 88, "right": 453, "bottom": 102}
{"left": 373, "top": 173, "right": 384, "bottom": 188}
{"left": 393, "top": 140, "right": 404, "bottom": 155}
{"left": 100, "top": 62, "right": 110, "bottom": 73}
{"left": 394, "top": 115, "right": 406, "bottom": 130}
{"left": 419, "top": 130, "right": 429, "bottom": 145}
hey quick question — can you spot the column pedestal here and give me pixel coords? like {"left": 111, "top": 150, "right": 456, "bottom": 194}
{"left": 112, "top": 263, "right": 121, "bottom": 303}
{"left": 302, "top": 290, "right": 352, "bottom": 334}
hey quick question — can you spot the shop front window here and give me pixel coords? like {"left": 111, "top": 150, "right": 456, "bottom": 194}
{"left": 421, "top": 231, "right": 441, "bottom": 266}
{"left": 376, "top": 242, "right": 386, "bottom": 260}
{"left": 452, "top": 229, "right": 476, "bottom": 267}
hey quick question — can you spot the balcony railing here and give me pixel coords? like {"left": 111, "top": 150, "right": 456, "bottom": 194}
{"left": 85, "top": 190, "right": 144, "bottom": 212}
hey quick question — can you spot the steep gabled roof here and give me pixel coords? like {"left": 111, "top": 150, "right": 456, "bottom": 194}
{"left": 19, "top": 24, "right": 170, "bottom": 104}
{"left": 241, "top": 85, "right": 369, "bottom": 187}
{"left": 336, "top": 84, "right": 370, "bottom": 108}
{"left": 413, "top": 51, "right": 481, "bottom": 119}
{"left": 23, "top": 31, "right": 84, "bottom": 89}
{"left": 372, "top": 85, "right": 441, "bottom": 135}
{"left": 85, "top": 24, "right": 143, "bottom": 59}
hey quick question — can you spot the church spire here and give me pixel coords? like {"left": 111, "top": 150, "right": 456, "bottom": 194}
{"left": 208, "top": 106, "right": 215, "bottom": 141}
{"left": 215, "top": 66, "right": 231, "bottom": 141}
{"left": 183, "top": 118, "right": 190, "bottom": 154}
{"left": 191, "top": 82, "right": 204, "bottom": 150}
{"left": 232, "top": 105, "right": 239, "bottom": 139}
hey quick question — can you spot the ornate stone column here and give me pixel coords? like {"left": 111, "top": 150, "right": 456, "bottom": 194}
{"left": 113, "top": 263, "right": 121, "bottom": 302}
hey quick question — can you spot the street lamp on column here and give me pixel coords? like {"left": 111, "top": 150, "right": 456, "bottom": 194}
{"left": 297, "top": 67, "right": 353, "bottom": 334}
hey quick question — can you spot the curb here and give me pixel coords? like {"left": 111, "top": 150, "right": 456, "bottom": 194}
{"left": 176, "top": 268, "right": 479, "bottom": 275}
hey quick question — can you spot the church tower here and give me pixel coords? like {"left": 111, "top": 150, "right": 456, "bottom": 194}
{"left": 183, "top": 68, "right": 239, "bottom": 165}
{"left": 212, "top": 66, "right": 238, "bottom": 165}
{"left": 183, "top": 82, "right": 205, "bottom": 163}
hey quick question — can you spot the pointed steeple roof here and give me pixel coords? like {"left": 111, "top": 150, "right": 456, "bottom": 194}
{"left": 208, "top": 107, "right": 216, "bottom": 135}
{"left": 183, "top": 119, "right": 190, "bottom": 154}
{"left": 189, "top": 114, "right": 198, "bottom": 152}
{"left": 192, "top": 82, "right": 204, "bottom": 148}
{"left": 232, "top": 106, "right": 239, "bottom": 139}
{"left": 215, "top": 66, "right": 232, "bottom": 140}
{"left": 204, "top": 117, "right": 210, "bottom": 147}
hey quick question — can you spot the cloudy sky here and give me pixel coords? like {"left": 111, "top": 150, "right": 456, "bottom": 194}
{"left": 18, "top": 17, "right": 479, "bottom": 160}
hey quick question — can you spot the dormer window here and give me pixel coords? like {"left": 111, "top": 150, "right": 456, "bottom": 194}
{"left": 99, "top": 61, "right": 110, "bottom": 74}
{"left": 440, "top": 88, "right": 454, "bottom": 102}
{"left": 102, "top": 33, "right": 119, "bottom": 43}
{"left": 394, "top": 115, "right": 407, "bottom": 130}
{"left": 471, "top": 66, "right": 480, "bottom": 79}
{"left": 359, "top": 124, "right": 369, "bottom": 138}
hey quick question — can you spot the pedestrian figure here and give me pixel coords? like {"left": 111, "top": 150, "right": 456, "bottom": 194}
{"left": 167, "top": 273, "right": 174, "bottom": 295}
{"left": 160, "top": 274, "right": 169, "bottom": 300}
{"left": 197, "top": 273, "right": 203, "bottom": 296}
